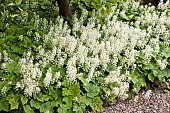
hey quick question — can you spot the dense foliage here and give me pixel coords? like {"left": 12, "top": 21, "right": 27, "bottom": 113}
{"left": 0, "top": 0, "right": 170, "bottom": 113}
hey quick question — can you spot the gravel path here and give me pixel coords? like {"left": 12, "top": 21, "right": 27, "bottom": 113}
{"left": 88, "top": 90, "right": 170, "bottom": 113}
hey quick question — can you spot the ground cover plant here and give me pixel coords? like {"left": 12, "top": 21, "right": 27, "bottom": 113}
{"left": 0, "top": 0, "right": 170, "bottom": 113}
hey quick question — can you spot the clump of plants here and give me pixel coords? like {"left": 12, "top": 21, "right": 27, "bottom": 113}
{"left": 0, "top": 0, "right": 170, "bottom": 113}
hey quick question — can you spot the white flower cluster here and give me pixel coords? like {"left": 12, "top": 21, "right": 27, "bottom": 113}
{"left": 43, "top": 68, "right": 52, "bottom": 87}
{"left": 105, "top": 67, "right": 122, "bottom": 85}
{"left": 1, "top": 50, "right": 11, "bottom": 71}
{"left": 157, "top": 59, "right": 168, "bottom": 70}
{"left": 3, "top": 50, "right": 11, "bottom": 62}
{"left": 105, "top": 67, "right": 129, "bottom": 100}
{"left": 158, "top": 0, "right": 170, "bottom": 9}
{"left": 1, "top": 85, "right": 7, "bottom": 94}
{"left": 16, "top": 52, "right": 41, "bottom": 97}
{"left": 66, "top": 56, "right": 77, "bottom": 83}
{"left": 45, "top": 110, "right": 49, "bottom": 113}
{"left": 113, "top": 82, "right": 129, "bottom": 100}
{"left": 142, "top": 45, "right": 154, "bottom": 62}
{"left": 137, "top": 3, "right": 170, "bottom": 51}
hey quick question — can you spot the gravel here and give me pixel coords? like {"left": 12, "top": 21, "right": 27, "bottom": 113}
{"left": 87, "top": 89, "right": 170, "bottom": 113}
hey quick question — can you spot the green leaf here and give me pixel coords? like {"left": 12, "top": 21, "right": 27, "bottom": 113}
{"left": 106, "top": 62, "right": 115, "bottom": 72}
{"left": 128, "top": 15, "right": 134, "bottom": 19}
{"left": 6, "top": 61, "right": 20, "bottom": 74}
{"left": 11, "top": 44, "right": 23, "bottom": 53}
{"left": 106, "top": 93, "right": 117, "bottom": 102}
{"left": 131, "top": 70, "right": 146, "bottom": 87}
{"left": 43, "top": 94, "right": 52, "bottom": 101}
{"left": 0, "top": 82, "right": 5, "bottom": 91}
{"left": 0, "top": 98, "right": 10, "bottom": 111}
{"left": 139, "top": 77, "right": 146, "bottom": 87}
{"left": 85, "top": 84, "right": 100, "bottom": 98}
{"left": 144, "top": 61, "right": 159, "bottom": 70}
{"left": 58, "top": 104, "right": 69, "bottom": 113}
{"left": 9, "top": 98, "right": 19, "bottom": 110}
{"left": 40, "top": 103, "right": 47, "bottom": 113}
{"left": 106, "top": 2, "right": 112, "bottom": 9}
{"left": 10, "top": 14, "right": 19, "bottom": 18}
{"left": 23, "top": 105, "right": 34, "bottom": 113}
{"left": 90, "top": 97, "right": 103, "bottom": 112}
{"left": 6, "top": 94, "right": 20, "bottom": 110}
{"left": 15, "top": 0, "right": 22, "bottom": 5}
{"left": 100, "top": 8, "right": 105, "bottom": 15}
{"left": 34, "top": 92, "right": 44, "bottom": 102}
{"left": 119, "top": 14, "right": 129, "bottom": 21}
{"left": 148, "top": 74, "right": 155, "bottom": 82}
{"left": 73, "top": 103, "right": 86, "bottom": 113}
{"left": 62, "top": 80, "right": 70, "bottom": 87}
{"left": 63, "top": 96, "right": 73, "bottom": 108}
{"left": 162, "top": 49, "right": 170, "bottom": 58}
{"left": 59, "top": 67, "right": 66, "bottom": 77}
{"left": 2, "top": 44, "right": 10, "bottom": 50}
{"left": 160, "top": 69, "right": 170, "bottom": 78}
{"left": 22, "top": 36, "right": 33, "bottom": 48}
{"left": 69, "top": 83, "right": 81, "bottom": 97}
{"left": 96, "top": 77, "right": 105, "bottom": 84}
{"left": 6, "top": 35, "right": 18, "bottom": 42}
{"left": 51, "top": 101, "right": 59, "bottom": 107}
{"left": 30, "top": 99, "right": 41, "bottom": 109}
{"left": 51, "top": 95, "right": 63, "bottom": 107}
{"left": 40, "top": 102, "right": 53, "bottom": 113}
{"left": 7, "top": 3, "right": 15, "bottom": 6}
{"left": 77, "top": 76, "right": 88, "bottom": 86}
{"left": 21, "top": 96, "right": 28, "bottom": 105}
{"left": 49, "top": 88, "right": 59, "bottom": 100}
{"left": 130, "top": 72, "right": 140, "bottom": 84}
{"left": 152, "top": 72, "right": 158, "bottom": 79}
{"left": 158, "top": 76, "right": 165, "bottom": 82}
{"left": 78, "top": 95, "right": 90, "bottom": 106}
{"left": 62, "top": 88, "right": 71, "bottom": 96}
{"left": 133, "top": 83, "right": 142, "bottom": 93}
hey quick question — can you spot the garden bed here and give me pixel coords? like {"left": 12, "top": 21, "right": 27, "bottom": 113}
{"left": 0, "top": 0, "right": 170, "bottom": 113}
